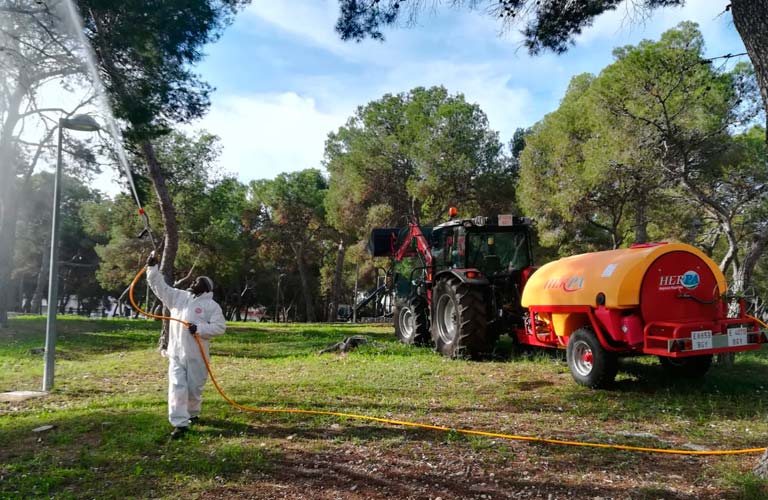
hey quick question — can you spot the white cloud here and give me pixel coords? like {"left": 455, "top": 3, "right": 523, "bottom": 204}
{"left": 245, "top": 0, "right": 408, "bottom": 64}
{"left": 196, "top": 92, "right": 349, "bottom": 182}
{"left": 576, "top": 0, "right": 744, "bottom": 55}
{"left": 197, "top": 60, "right": 536, "bottom": 184}
{"left": 246, "top": 1, "right": 345, "bottom": 55}
{"left": 199, "top": 0, "right": 747, "bottom": 187}
{"left": 245, "top": 0, "right": 497, "bottom": 67}
{"left": 575, "top": 2, "right": 637, "bottom": 46}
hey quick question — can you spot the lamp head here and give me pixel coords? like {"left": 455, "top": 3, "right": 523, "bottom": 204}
{"left": 61, "top": 114, "right": 101, "bottom": 132}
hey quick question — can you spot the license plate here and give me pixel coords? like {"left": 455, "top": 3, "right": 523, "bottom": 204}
{"left": 498, "top": 214, "right": 514, "bottom": 226}
{"left": 691, "top": 330, "right": 713, "bottom": 350}
{"left": 727, "top": 327, "right": 748, "bottom": 347}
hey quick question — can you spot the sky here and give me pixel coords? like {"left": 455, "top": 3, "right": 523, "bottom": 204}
{"left": 98, "top": 0, "right": 747, "bottom": 193}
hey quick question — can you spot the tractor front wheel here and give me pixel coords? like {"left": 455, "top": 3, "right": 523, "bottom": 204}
{"left": 658, "top": 355, "right": 712, "bottom": 379}
{"left": 394, "top": 299, "right": 431, "bottom": 346}
{"left": 431, "top": 276, "right": 491, "bottom": 359}
{"left": 566, "top": 328, "right": 618, "bottom": 389}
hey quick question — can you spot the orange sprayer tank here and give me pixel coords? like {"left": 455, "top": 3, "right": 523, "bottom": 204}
{"left": 520, "top": 242, "right": 730, "bottom": 345}
{"left": 521, "top": 242, "right": 725, "bottom": 310}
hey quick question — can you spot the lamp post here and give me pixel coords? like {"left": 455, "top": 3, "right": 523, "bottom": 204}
{"left": 43, "top": 114, "right": 101, "bottom": 392}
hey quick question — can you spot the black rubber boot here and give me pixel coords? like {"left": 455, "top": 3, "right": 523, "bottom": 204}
{"left": 170, "top": 426, "right": 188, "bottom": 439}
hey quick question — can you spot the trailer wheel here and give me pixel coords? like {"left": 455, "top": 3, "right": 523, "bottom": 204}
{"left": 394, "top": 299, "right": 431, "bottom": 346}
{"left": 566, "top": 328, "right": 617, "bottom": 389}
{"left": 658, "top": 355, "right": 712, "bottom": 379}
{"left": 431, "top": 276, "right": 490, "bottom": 359}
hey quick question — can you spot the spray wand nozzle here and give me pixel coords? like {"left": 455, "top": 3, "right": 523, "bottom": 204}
{"left": 136, "top": 207, "right": 159, "bottom": 251}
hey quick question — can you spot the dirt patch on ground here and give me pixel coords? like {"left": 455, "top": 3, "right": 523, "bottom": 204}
{"left": 198, "top": 423, "right": 753, "bottom": 500}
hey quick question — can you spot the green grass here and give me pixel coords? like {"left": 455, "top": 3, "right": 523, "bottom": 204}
{"left": 1, "top": 316, "right": 767, "bottom": 499}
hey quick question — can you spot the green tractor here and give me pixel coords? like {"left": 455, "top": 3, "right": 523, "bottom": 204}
{"left": 370, "top": 212, "right": 536, "bottom": 359}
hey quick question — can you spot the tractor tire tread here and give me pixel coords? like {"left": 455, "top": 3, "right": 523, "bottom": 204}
{"left": 432, "top": 276, "right": 492, "bottom": 360}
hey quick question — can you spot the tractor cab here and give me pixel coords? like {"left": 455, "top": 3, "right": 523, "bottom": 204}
{"left": 430, "top": 215, "right": 533, "bottom": 278}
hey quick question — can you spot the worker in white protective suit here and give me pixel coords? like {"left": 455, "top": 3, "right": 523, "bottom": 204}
{"left": 146, "top": 253, "right": 226, "bottom": 439}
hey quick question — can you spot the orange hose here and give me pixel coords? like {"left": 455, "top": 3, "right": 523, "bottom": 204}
{"left": 748, "top": 314, "right": 768, "bottom": 330}
{"left": 129, "top": 267, "right": 190, "bottom": 327}
{"left": 129, "top": 266, "right": 766, "bottom": 456}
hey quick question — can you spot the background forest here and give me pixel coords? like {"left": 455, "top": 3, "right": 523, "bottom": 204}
{"left": 1, "top": 6, "right": 766, "bottom": 325}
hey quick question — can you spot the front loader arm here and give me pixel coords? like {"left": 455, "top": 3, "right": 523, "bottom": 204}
{"left": 394, "top": 223, "right": 433, "bottom": 267}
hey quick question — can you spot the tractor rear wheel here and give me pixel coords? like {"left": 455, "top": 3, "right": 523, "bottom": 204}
{"left": 658, "top": 355, "right": 712, "bottom": 379}
{"left": 431, "top": 276, "right": 491, "bottom": 359}
{"left": 394, "top": 298, "right": 430, "bottom": 346}
{"left": 566, "top": 328, "right": 618, "bottom": 389}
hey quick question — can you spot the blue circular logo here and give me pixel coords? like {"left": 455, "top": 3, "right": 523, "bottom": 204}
{"left": 681, "top": 270, "right": 700, "bottom": 290}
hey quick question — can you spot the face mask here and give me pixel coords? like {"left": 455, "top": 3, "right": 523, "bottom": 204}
{"left": 188, "top": 278, "right": 210, "bottom": 296}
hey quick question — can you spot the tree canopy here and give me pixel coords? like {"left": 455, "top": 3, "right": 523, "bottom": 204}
{"left": 325, "top": 85, "right": 517, "bottom": 239}
{"left": 72, "top": 0, "right": 250, "bottom": 344}
{"left": 250, "top": 169, "right": 332, "bottom": 322}
{"left": 78, "top": 0, "right": 248, "bottom": 140}
{"left": 335, "top": 0, "right": 768, "bottom": 137}
{"left": 518, "top": 23, "right": 767, "bottom": 297}
{"left": 4, "top": 12, "right": 768, "bottom": 326}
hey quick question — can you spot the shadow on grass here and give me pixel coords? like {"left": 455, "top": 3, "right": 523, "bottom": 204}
{"left": 2, "top": 318, "right": 401, "bottom": 360}
{"left": 188, "top": 415, "right": 766, "bottom": 500}
{"left": 200, "top": 380, "right": 768, "bottom": 427}
{"left": 553, "top": 356, "right": 768, "bottom": 421}
{"left": 0, "top": 408, "right": 277, "bottom": 499}
{"left": 260, "top": 446, "right": 711, "bottom": 500}
{"left": 2, "top": 317, "right": 159, "bottom": 356}
{"left": 613, "top": 356, "right": 768, "bottom": 395}
{"left": 5, "top": 318, "right": 768, "bottom": 424}
{"left": 2, "top": 402, "right": 765, "bottom": 500}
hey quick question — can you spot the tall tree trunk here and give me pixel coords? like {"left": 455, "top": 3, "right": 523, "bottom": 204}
{"left": 0, "top": 183, "right": 19, "bottom": 327}
{"left": 293, "top": 241, "right": 316, "bottom": 322}
{"left": 89, "top": 10, "right": 182, "bottom": 344}
{"left": 31, "top": 253, "right": 49, "bottom": 314}
{"left": 717, "top": 220, "right": 740, "bottom": 274}
{"left": 329, "top": 239, "right": 345, "bottom": 322}
{"left": 633, "top": 198, "right": 647, "bottom": 245}
{"left": 736, "top": 230, "right": 768, "bottom": 295}
{"left": 731, "top": 0, "right": 768, "bottom": 140}
{"left": 16, "top": 275, "right": 24, "bottom": 312}
{"left": 0, "top": 77, "right": 27, "bottom": 327}
{"left": 141, "top": 140, "right": 180, "bottom": 350}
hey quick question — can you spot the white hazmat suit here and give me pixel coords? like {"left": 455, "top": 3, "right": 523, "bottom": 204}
{"left": 147, "top": 265, "right": 226, "bottom": 428}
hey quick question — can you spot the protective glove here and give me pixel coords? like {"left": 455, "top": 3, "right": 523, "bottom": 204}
{"left": 146, "top": 251, "right": 159, "bottom": 267}
{"left": 188, "top": 323, "right": 198, "bottom": 336}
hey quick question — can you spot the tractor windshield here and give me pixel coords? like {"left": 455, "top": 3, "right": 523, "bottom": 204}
{"left": 466, "top": 229, "right": 530, "bottom": 274}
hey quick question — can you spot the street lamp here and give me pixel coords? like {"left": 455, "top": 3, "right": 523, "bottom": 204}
{"left": 43, "top": 114, "right": 101, "bottom": 392}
